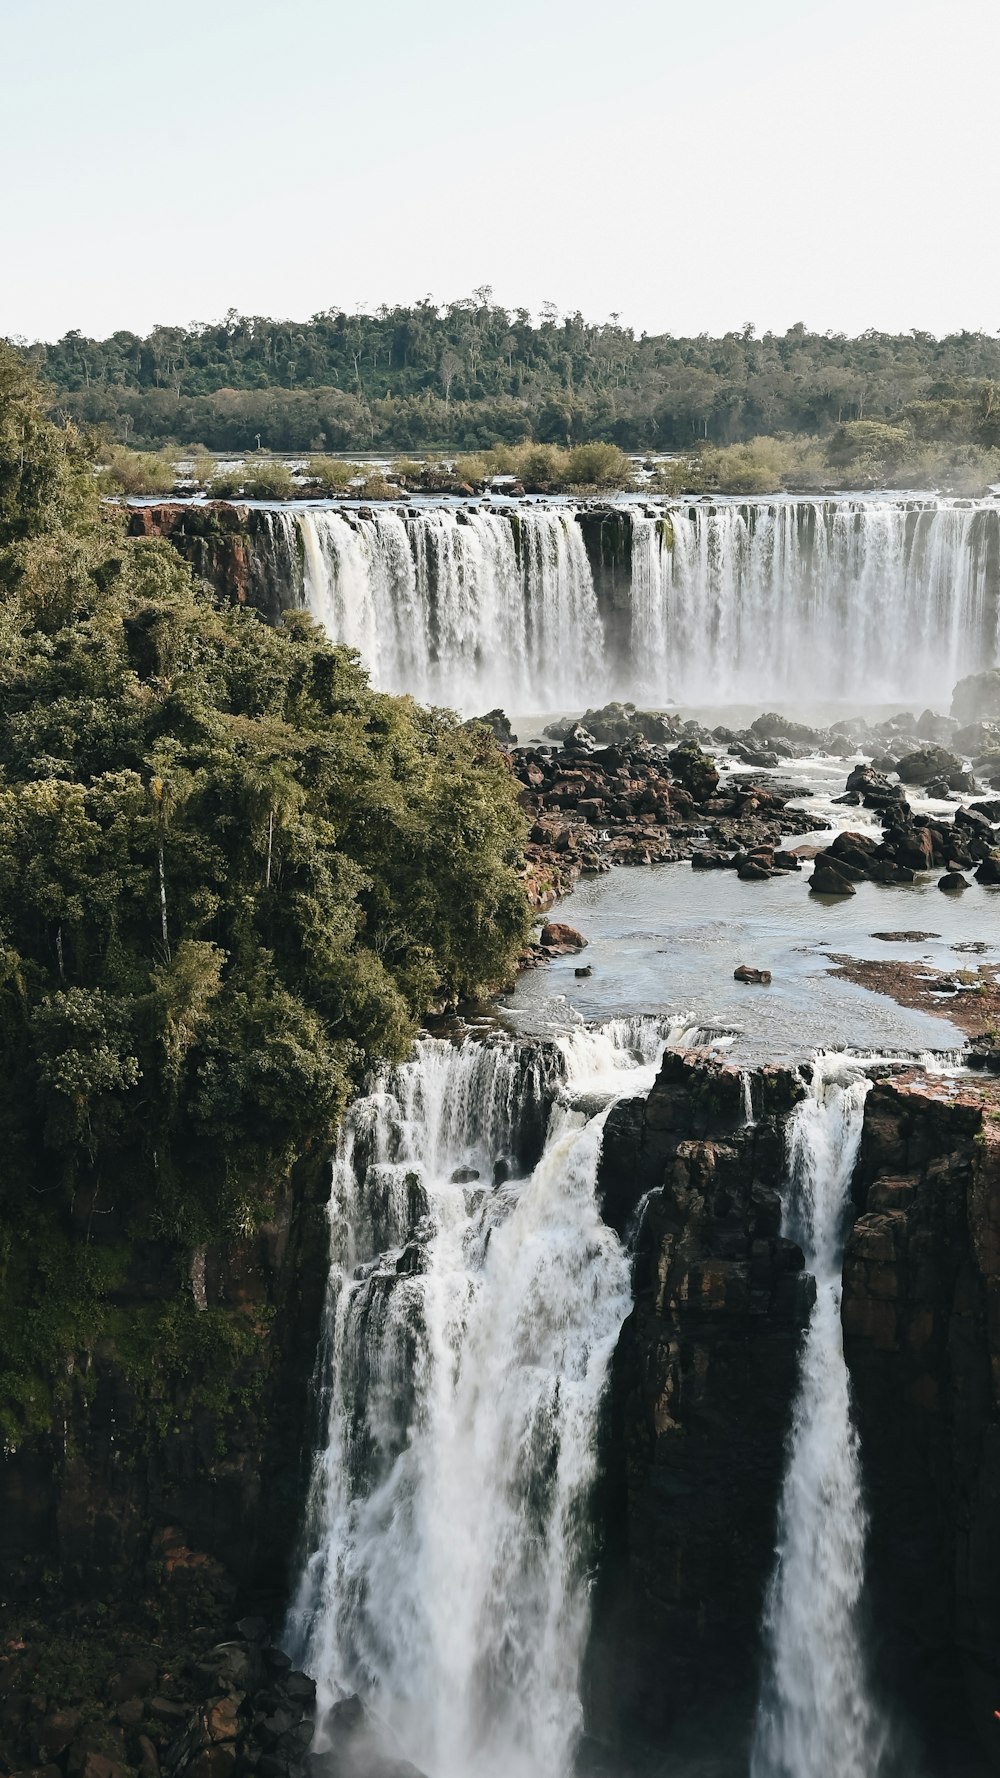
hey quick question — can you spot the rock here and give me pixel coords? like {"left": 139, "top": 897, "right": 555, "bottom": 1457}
{"left": 449, "top": 1166, "right": 479, "bottom": 1183}
{"left": 896, "top": 747, "right": 962, "bottom": 785}
{"left": 810, "top": 859, "right": 856, "bottom": 896}
{"left": 137, "top": 1736, "right": 160, "bottom": 1778}
{"left": 734, "top": 965, "right": 772, "bottom": 984}
{"left": 109, "top": 1661, "right": 158, "bottom": 1705}
{"left": 33, "top": 1710, "right": 84, "bottom": 1761}
{"left": 737, "top": 859, "right": 772, "bottom": 880}
{"left": 539, "top": 921, "right": 587, "bottom": 950}
{"left": 574, "top": 964, "right": 592, "bottom": 977}
{"left": 235, "top": 1617, "right": 269, "bottom": 1643}
{"left": 975, "top": 855, "right": 1000, "bottom": 884}
{"left": 951, "top": 668, "right": 1000, "bottom": 724}
{"left": 667, "top": 742, "right": 720, "bottom": 803}
{"left": 916, "top": 709, "right": 957, "bottom": 743}
{"left": 116, "top": 1699, "right": 145, "bottom": 1729}
{"left": 149, "top": 1699, "right": 191, "bottom": 1726}
{"left": 468, "top": 708, "right": 514, "bottom": 745}
{"left": 81, "top": 1757, "right": 129, "bottom": 1778}
{"left": 938, "top": 871, "right": 968, "bottom": 891}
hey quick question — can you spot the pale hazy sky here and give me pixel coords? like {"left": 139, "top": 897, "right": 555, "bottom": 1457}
{"left": 3, "top": 0, "right": 998, "bottom": 343}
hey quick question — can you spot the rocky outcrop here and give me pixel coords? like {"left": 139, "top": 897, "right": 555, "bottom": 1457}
{"left": 586, "top": 1053, "right": 810, "bottom": 1764}
{"left": 0, "top": 1152, "right": 332, "bottom": 1616}
{"left": 127, "top": 506, "right": 294, "bottom": 625}
{"left": 844, "top": 1072, "right": 1000, "bottom": 1770}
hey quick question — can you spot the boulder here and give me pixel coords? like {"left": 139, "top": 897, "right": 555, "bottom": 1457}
{"left": 667, "top": 743, "right": 720, "bottom": 803}
{"left": 734, "top": 965, "right": 772, "bottom": 984}
{"left": 951, "top": 669, "right": 1000, "bottom": 725}
{"left": 975, "top": 855, "right": 1000, "bottom": 884}
{"left": 810, "top": 859, "right": 857, "bottom": 896}
{"left": 468, "top": 708, "right": 514, "bottom": 745}
{"left": 896, "top": 747, "right": 962, "bottom": 785}
{"left": 938, "top": 871, "right": 968, "bottom": 891}
{"left": 539, "top": 921, "right": 587, "bottom": 951}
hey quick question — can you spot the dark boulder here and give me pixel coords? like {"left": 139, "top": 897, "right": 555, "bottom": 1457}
{"left": 896, "top": 747, "right": 963, "bottom": 785}
{"left": 810, "top": 859, "right": 857, "bottom": 896}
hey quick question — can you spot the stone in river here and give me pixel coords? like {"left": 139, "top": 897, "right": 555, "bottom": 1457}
{"left": 810, "top": 859, "right": 857, "bottom": 896}
{"left": 539, "top": 921, "right": 588, "bottom": 950}
{"left": 734, "top": 964, "right": 772, "bottom": 984}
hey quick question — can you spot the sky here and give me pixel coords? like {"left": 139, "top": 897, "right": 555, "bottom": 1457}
{"left": 2, "top": 0, "right": 998, "bottom": 344}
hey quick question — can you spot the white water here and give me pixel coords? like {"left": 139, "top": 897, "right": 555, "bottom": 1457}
{"left": 285, "top": 1017, "right": 685, "bottom": 1778}
{"left": 645, "top": 500, "right": 999, "bottom": 706}
{"left": 751, "top": 1055, "right": 886, "bottom": 1778}
{"left": 290, "top": 505, "right": 603, "bottom": 711}
{"left": 259, "top": 497, "right": 999, "bottom": 712}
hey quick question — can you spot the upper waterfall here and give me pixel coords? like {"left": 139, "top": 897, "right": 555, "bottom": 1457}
{"left": 251, "top": 496, "right": 1000, "bottom": 711}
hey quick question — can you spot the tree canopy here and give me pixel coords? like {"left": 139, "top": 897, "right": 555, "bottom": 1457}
{"left": 16, "top": 296, "right": 1000, "bottom": 455}
{"left": 0, "top": 342, "right": 529, "bottom": 1442}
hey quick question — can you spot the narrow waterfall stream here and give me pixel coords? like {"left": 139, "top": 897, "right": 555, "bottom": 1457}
{"left": 751, "top": 1057, "right": 885, "bottom": 1778}
{"left": 286, "top": 1017, "right": 698, "bottom": 1778}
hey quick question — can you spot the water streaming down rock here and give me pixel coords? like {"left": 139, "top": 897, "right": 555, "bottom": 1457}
{"left": 291, "top": 505, "right": 603, "bottom": 711}
{"left": 285, "top": 1017, "right": 698, "bottom": 1778}
{"left": 252, "top": 497, "right": 999, "bottom": 712}
{"left": 646, "top": 499, "right": 999, "bottom": 706}
{"left": 751, "top": 1055, "right": 885, "bottom": 1778}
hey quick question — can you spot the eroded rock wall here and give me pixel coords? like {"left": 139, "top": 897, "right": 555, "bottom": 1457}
{"left": 844, "top": 1072, "right": 1000, "bottom": 1765}
{"left": 587, "top": 1053, "right": 810, "bottom": 1761}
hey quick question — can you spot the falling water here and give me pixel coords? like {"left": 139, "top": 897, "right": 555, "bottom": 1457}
{"left": 655, "top": 499, "right": 999, "bottom": 705}
{"left": 285, "top": 1017, "right": 683, "bottom": 1778}
{"left": 751, "top": 1055, "right": 885, "bottom": 1778}
{"left": 251, "top": 497, "right": 998, "bottom": 710}
{"left": 293, "top": 506, "right": 603, "bottom": 711}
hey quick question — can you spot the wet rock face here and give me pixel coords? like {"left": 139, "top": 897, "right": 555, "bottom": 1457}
{"left": 587, "top": 1053, "right": 810, "bottom": 1756}
{"left": 844, "top": 1074, "right": 1000, "bottom": 1765}
{"left": 0, "top": 1154, "right": 333, "bottom": 1614}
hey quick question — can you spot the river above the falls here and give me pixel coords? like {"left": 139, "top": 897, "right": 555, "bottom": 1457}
{"left": 502, "top": 863, "right": 993, "bottom": 1061}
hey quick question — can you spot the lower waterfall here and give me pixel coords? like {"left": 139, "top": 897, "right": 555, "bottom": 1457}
{"left": 751, "top": 1056, "right": 885, "bottom": 1778}
{"left": 285, "top": 1017, "right": 692, "bottom": 1778}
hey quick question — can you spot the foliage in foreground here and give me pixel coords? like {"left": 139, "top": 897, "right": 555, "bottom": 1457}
{"left": 0, "top": 343, "right": 530, "bottom": 1442}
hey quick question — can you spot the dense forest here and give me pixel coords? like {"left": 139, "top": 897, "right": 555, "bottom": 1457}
{"left": 0, "top": 341, "right": 529, "bottom": 1444}
{"left": 17, "top": 295, "right": 1000, "bottom": 458}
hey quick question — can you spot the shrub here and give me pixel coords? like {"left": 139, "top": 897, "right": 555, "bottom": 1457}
{"left": 98, "top": 447, "right": 177, "bottom": 497}
{"left": 240, "top": 460, "right": 296, "bottom": 499}
{"left": 307, "top": 456, "right": 361, "bottom": 494}
{"left": 516, "top": 444, "right": 570, "bottom": 491}
{"left": 565, "top": 442, "right": 635, "bottom": 488}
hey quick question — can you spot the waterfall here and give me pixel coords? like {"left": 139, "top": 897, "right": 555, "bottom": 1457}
{"left": 661, "top": 499, "right": 998, "bottom": 705}
{"left": 247, "top": 496, "right": 999, "bottom": 710}
{"left": 751, "top": 1056, "right": 885, "bottom": 1778}
{"left": 295, "top": 506, "right": 603, "bottom": 712}
{"left": 285, "top": 1018, "right": 677, "bottom": 1778}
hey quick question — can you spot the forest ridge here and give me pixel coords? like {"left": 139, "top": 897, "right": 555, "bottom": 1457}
{"left": 15, "top": 295, "right": 1000, "bottom": 457}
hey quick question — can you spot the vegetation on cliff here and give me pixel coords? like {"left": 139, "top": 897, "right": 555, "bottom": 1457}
{"left": 0, "top": 344, "right": 530, "bottom": 1444}
{"left": 18, "top": 295, "right": 1000, "bottom": 475}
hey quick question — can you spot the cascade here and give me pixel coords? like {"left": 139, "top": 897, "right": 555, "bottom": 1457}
{"left": 250, "top": 497, "right": 1000, "bottom": 713}
{"left": 285, "top": 1016, "right": 699, "bottom": 1778}
{"left": 751, "top": 1055, "right": 885, "bottom": 1778}
{"left": 658, "top": 499, "right": 998, "bottom": 705}
{"left": 295, "top": 505, "right": 603, "bottom": 711}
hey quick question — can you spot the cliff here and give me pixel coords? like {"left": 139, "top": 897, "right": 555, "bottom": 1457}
{"left": 844, "top": 1070, "right": 1000, "bottom": 1769}
{"left": 587, "top": 1053, "right": 810, "bottom": 1767}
